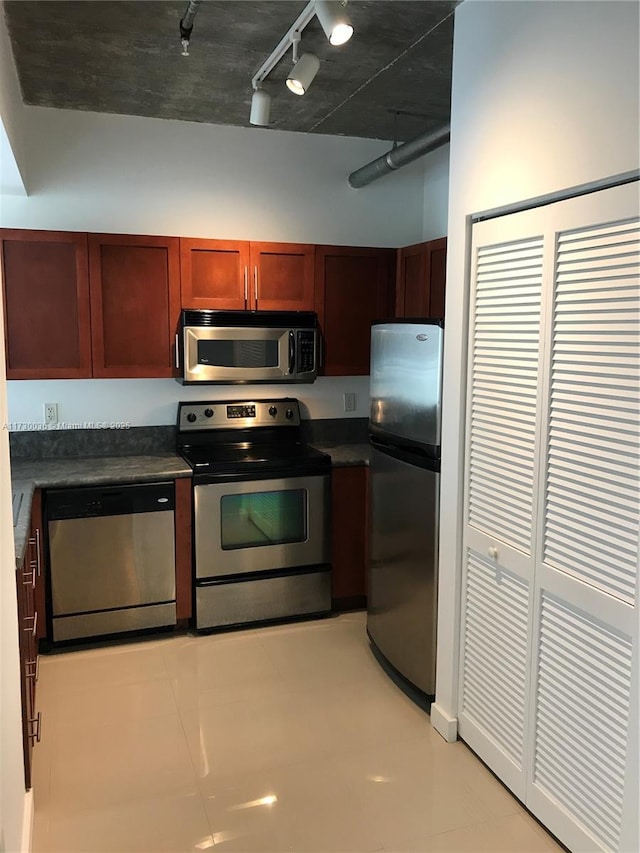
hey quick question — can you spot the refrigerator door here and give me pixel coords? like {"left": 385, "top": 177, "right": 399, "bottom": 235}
{"left": 369, "top": 321, "right": 443, "bottom": 452}
{"left": 367, "top": 444, "right": 439, "bottom": 695}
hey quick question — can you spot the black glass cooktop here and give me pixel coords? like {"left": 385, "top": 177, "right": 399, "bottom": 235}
{"left": 179, "top": 442, "right": 331, "bottom": 477}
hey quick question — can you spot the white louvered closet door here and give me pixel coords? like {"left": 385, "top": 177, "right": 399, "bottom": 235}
{"left": 460, "top": 180, "right": 639, "bottom": 853}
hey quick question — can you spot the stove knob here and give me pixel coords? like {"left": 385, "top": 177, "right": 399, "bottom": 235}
{"left": 186, "top": 413, "right": 197, "bottom": 423}
{"left": 285, "top": 408, "right": 294, "bottom": 420}
{"left": 204, "top": 408, "right": 214, "bottom": 418}
{"left": 269, "top": 406, "right": 278, "bottom": 417}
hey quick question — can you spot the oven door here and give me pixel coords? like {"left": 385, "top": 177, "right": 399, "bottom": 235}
{"left": 194, "top": 474, "right": 330, "bottom": 579}
{"left": 183, "top": 326, "right": 294, "bottom": 383}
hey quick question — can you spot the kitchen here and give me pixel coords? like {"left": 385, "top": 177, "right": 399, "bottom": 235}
{"left": 1, "top": 1, "right": 639, "bottom": 852}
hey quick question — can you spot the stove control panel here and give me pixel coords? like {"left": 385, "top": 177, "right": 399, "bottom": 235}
{"left": 178, "top": 399, "right": 301, "bottom": 431}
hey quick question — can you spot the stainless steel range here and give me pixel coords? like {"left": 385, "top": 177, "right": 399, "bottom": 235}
{"left": 176, "top": 398, "right": 332, "bottom": 631}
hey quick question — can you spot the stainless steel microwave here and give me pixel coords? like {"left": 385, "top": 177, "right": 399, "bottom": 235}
{"left": 177, "top": 310, "right": 318, "bottom": 385}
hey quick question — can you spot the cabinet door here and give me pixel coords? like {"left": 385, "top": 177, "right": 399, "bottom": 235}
{"left": 331, "top": 466, "right": 368, "bottom": 608}
{"left": 16, "top": 550, "right": 38, "bottom": 789}
{"left": 174, "top": 478, "right": 193, "bottom": 621}
{"left": 180, "top": 238, "right": 249, "bottom": 310}
{"left": 1, "top": 229, "right": 91, "bottom": 379}
{"left": 395, "top": 237, "right": 447, "bottom": 320}
{"left": 315, "top": 246, "right": 393, "bottom": 375}
{"left": 30, "top": 490, "right": 46, "bottom": 641}
{"left": 89, "top": 234, "right": 181, "bottom": 378}
{"left": 250, "top": 242, "right": 315, "bottom": 311}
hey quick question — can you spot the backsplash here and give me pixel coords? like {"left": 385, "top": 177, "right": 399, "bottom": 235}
{"left": 9, "top": 419, "right": 369, "bottom": 459}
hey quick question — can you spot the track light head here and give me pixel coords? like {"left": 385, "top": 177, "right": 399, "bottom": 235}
{"left": 249, "top": 88, "right": 271, "bottom": 126}
{"left": 315, "top": 0, "right": 353, "bottom": 46}
{"left": 286, "top": 52, "right": 320, "bottom": 95}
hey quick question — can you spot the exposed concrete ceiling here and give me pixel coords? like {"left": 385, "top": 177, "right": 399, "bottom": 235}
{"left": 4, "top": 0, "right": 456, "bottom": 142}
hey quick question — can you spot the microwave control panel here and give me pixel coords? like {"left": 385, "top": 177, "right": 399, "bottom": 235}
{"left": 296, "top": 330, "right": 316, "bottom": 374}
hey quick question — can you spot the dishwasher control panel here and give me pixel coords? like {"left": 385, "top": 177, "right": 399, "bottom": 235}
{"left": 45, "top": 481, "right": 175, "bottom": 520}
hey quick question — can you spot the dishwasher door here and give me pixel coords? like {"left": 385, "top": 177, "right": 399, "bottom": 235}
{"left": 46, "top": 482, "right": 177, "bottom": 642}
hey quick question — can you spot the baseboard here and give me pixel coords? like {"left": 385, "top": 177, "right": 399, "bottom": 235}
{"left": 21, "top": 789, "right": 34, "bottom": 853}
{"left": 430, "top": 701, "right": 458, "bottom": 742}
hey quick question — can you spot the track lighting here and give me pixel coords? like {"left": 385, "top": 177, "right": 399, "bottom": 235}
{"left": 249, "top": 88, "right": 271, "bottom": 126}
{"left": 248, "top": 0, "right": 354, "bottom": 125}
{"left": 315, "top": 0, "right": 354, "bottom": 46}
{"left": 286, "top": 52, "right": 320, "bottom": 96}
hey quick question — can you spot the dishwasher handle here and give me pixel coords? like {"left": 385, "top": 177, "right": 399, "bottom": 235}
{"left": 45, "top": 481, "right": 176, "bottom": 520}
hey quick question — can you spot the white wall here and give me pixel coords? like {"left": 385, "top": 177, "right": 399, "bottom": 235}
{"left": 1, "top": 105, "right": 431, "bottom": 426}
{"left": 421, "top": 143, "right": 450, "bottom": 241}
{"left": 7, "top": 375, "right": 371, "bottom": 429}
{"left": 1, "top": 106, "right": 427, "bottom": 245}
{"left": 432, "top": 0, "right": 640, "bottom": 737}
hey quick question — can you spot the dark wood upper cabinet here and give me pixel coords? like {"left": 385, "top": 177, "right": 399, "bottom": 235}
{"left": 315, "top": 245, "right": 394, "bottom": 376}
{"left": 179, "top": 239, "right": 315, "bottom": 312}
{"left": 1, "top": 229, "right": 92, "bottom": 379}
{"left": 180, "top": 238, "right": 249, "bottom": 310}
{"left": 89, "top": 234, "right": 181, "bottom": 378}
{"left": 331, "top": 465, "right": 368, "bottom": 609}
{"left": 250, "top": 242, "right": 315, "bottom": 311}
{"left": 395, "top": 236, "right": 447, "bottom": 320}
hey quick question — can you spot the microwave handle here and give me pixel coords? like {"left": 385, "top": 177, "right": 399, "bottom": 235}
{"left": 175, "top": 333, "right": 180, "bottom": 370}
{"left": 288, "top": 331, "right": 295, "bottom": 374}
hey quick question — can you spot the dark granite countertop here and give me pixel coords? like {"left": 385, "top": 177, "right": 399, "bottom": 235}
{"left": 310, "top": 442, "right": 371, "bottom": 467}
{"left": 12, "top": 478, "right": 36, "bottom": 567}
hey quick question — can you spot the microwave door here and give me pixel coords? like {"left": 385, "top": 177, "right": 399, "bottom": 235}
{"left": 183, "top": 326, "right": 291, "bottom": 383}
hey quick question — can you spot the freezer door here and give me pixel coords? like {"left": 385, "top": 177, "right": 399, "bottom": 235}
{"left": 367, "top": 445, "right": 439, "bottom": 695}
{"left": 369, "top": 322, "right": 443, "bottom": 449}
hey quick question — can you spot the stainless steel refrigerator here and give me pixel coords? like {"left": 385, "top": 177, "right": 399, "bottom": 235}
{"left": 367, "top": 319, "right": 443, "bottom": 696}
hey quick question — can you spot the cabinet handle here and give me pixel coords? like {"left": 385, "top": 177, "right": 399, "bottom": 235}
{"left": 28, "top": 711, "right": 41, "bottom": 745}
{"left": 23, "top": 568, "right": 36, "bottom": 588}
{"left": 244, "top": 266, "right": 248, "bottom": 307}
{"left": 175, "top": 333, "right": 180, "bottom": 370}
{"left": 25, "top": 658, "right": 39, "bottom": 681}
{"left": 35, "top": 528, "right": 41, "bottom": 577}
{"left": 254, "top": 266, "right": 258, "bottom": 307}
{"left": 24, "top": 611, "right": 37, "bottom": 637}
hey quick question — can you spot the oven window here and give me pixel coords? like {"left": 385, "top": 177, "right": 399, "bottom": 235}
{"left": 221, "top": 489, "right": 307, "bottom": 550}
{"left": 198, "top": 339, "right": 278, "bottom": 368}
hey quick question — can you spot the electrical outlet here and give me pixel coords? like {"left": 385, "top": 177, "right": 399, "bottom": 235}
{"left": 343, "top": 392, "right": 356, "bottom": 412}
{"left": 44, "top": 402, "right": 58, "bottom": 425}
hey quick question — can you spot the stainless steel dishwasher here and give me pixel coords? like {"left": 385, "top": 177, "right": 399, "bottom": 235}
{"left": 45, "top": 482, "right": 177, "bottom": 643}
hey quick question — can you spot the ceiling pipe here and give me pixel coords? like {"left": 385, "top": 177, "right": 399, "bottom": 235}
{"left": 348, "top": 123, "right": 451, "bottom": 189}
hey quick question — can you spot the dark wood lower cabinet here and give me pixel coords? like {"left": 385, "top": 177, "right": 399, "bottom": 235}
{"left": 174, "top": 477, "right": 193, "bottom": 620}
{"left": 331, "top": 466, "right": 369, "bottom": 610}
{"left": 16, "top": 503, "right": 42, "bottom": 790}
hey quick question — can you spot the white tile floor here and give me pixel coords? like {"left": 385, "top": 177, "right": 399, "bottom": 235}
{"left": 31, "top": 612, "right": 563, "bottom": 853}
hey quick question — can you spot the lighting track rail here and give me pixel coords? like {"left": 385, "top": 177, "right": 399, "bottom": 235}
{"left": 249, "top": 0, "right": 353, "bottom": 127}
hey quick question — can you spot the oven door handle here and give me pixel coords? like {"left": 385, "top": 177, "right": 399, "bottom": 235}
{"left": 288, "top": 331, "right": 295, "bottom": 375}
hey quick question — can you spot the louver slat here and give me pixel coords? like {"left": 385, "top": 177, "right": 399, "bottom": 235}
{"left": 544, "top": 221, "right": 639, "bottom": 604}
{"left": 534, "top": 594, "right": 632, "bottom": 852}
{"left": 469, "top": 238, "right": 542, "bottom": 552}
{"left": 462, "top": 551, "right": 529, "bottom": 766}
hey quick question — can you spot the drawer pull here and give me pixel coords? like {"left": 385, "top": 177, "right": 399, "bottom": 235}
{"left": 25, "top": 658, "right": 39, "bottom": 681}
{"left": 36, "top": 528, "right": 41, "bottom": 576}
{"left": 28, "top": 711, "right": 42, "bottom": 744}
{"left": 23, "top": 569, "right": 35, "bottom": 588}
{"left": 24, "top": 612, "right": 38, "bottom": 637}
